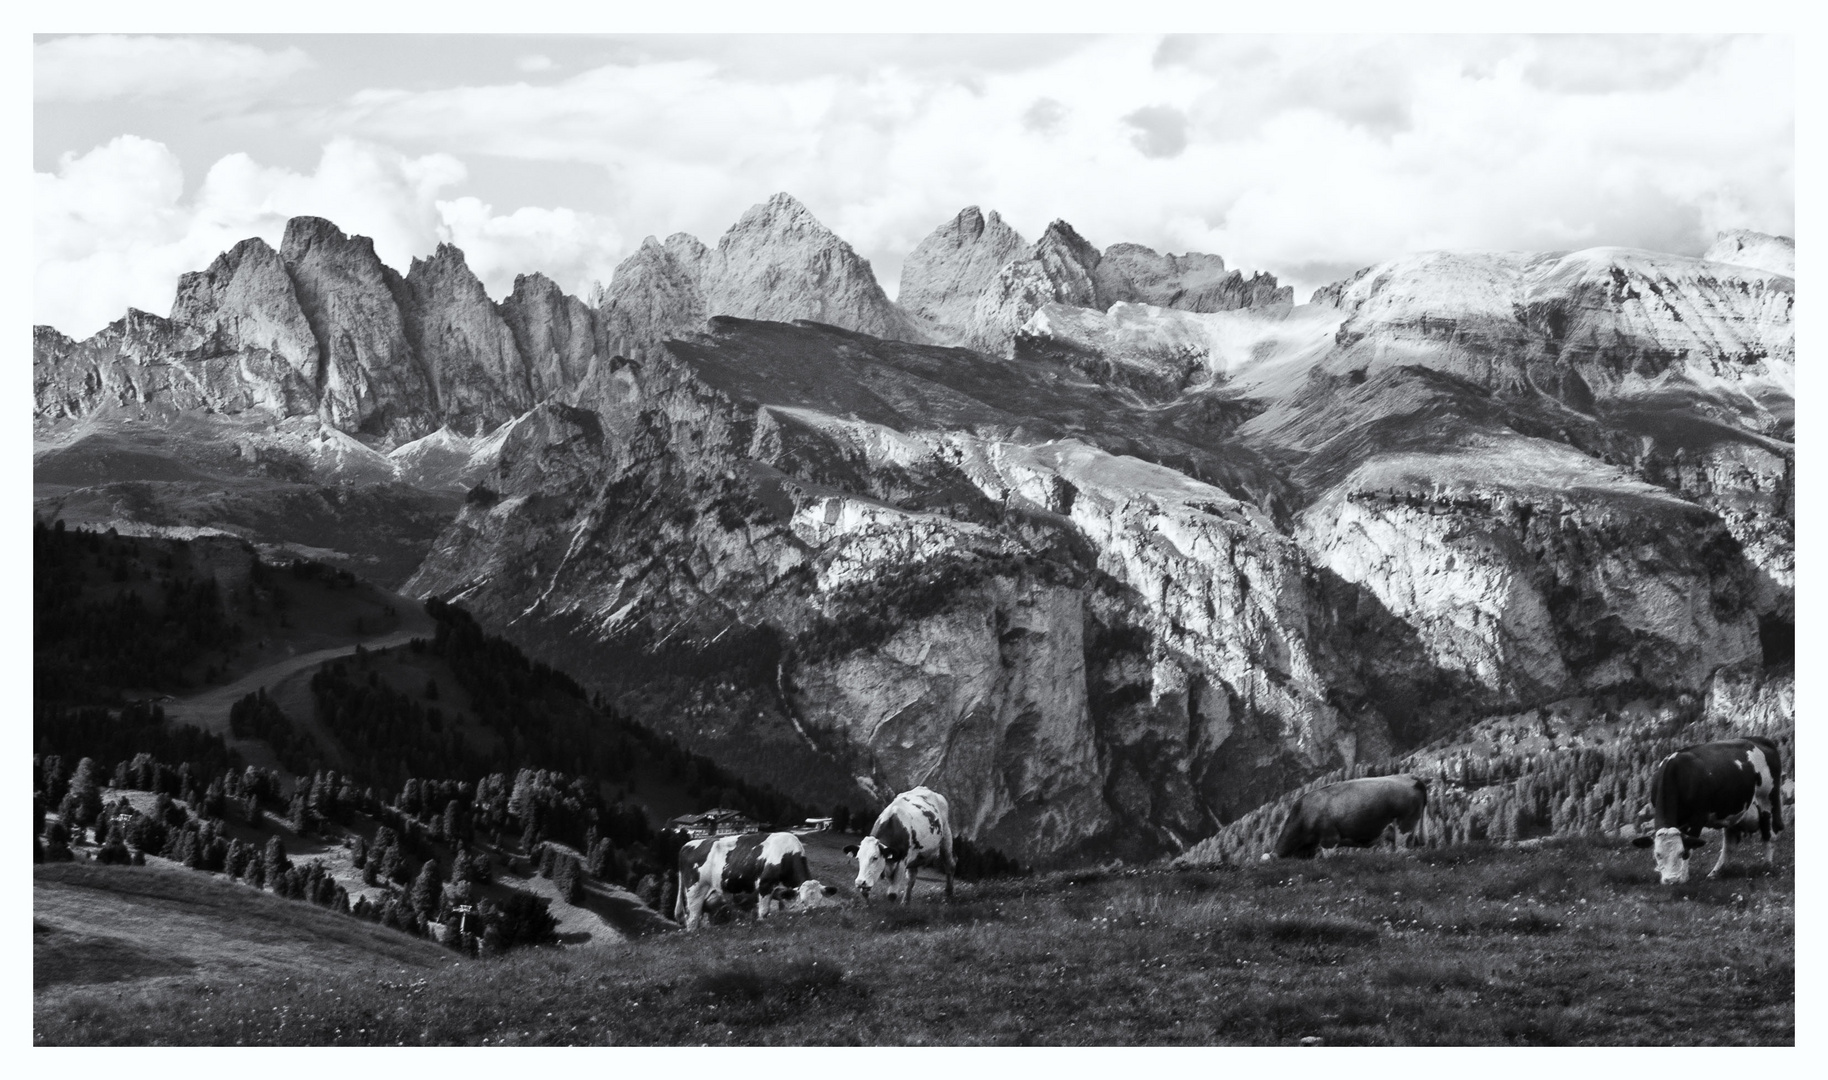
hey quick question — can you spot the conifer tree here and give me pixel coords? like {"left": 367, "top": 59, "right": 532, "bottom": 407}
{"left": 263, "top": 835, "right": 289, "bottom": 882}
{"left": 411, "top": 860, "right": 443, "bottom": 921}
{"left": 66, "top": 758, "right": 103, "bottom": 829}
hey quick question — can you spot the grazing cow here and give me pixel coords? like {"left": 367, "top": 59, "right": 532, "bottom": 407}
{"left": 845, "top": 786, "right": 955, "bottom": 903}
{"left": 673, "top": 831, "right": 816, "bottom": 930}
{"left": 1271, "top": 775, "right": 1428, "bottom": 859}
{"left": 1631, "top": 738, "right": 1783, "bottom": 884}
{"left": 769, "top": 879, "right": 845, "bottom": 913}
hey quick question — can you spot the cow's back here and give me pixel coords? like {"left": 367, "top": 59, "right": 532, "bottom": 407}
{"left": 1655, "top": 739, "right": 1781, "bottom": 831}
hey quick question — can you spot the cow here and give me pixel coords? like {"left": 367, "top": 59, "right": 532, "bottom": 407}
{"left": 845, "top": 786, "right": 955, "bottom": 903}
{"left": 1631, "top": 737, "right": 1783, "bottom": 885}
{"left": 1270, "top": 774, "right": 1428, "bottom": 859}
{"left": 673, "top": 831, "right": 818, "bottom": 930}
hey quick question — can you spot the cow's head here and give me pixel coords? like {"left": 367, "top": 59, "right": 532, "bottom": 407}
{"left": 768, "top": 879, "right": 844, "bottom": 914}
{"left": 844, "top": 837, "right": 903, "bottom": 901}
{"left": 1631, "top": 827, "right": 1706, "bottom": 884}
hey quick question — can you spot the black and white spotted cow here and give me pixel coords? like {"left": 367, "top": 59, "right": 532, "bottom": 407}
{"left": 845, "top": 786, "right": 955, "bottom": 903}
{"left": 674, "top": 831, "right": 832, "bottom": 929}
{"left": 1631, "top": 737, "right": 1784, "bottom": 884}
{"left": 1271, "top": 774, "right": 1429, "bottom": 859}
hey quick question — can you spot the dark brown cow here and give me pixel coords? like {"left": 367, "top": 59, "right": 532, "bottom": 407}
{"left": 1272, "top": 775, "right": 1428, "bottom": 859}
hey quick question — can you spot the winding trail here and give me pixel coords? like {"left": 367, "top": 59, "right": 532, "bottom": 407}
{"left": 163, "top": 628, "right": 423, "bottom": 738}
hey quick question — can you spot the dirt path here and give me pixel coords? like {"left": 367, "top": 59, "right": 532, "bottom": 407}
{"left": 164, "top": 629, "right": 422, "bottom": 738}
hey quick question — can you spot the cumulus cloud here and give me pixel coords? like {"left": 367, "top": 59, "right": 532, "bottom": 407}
{"left": 313, "top": 34, "right": 1787, "bottom": 300}
{"left": 35, "top": 34, "right": 313, "bottom": 103}
{"left": 36, "top": 34, "right": 1793, "bottom": 328}
{"left": 516, "top": 54, "right": 556, "bottom": 73}
{"left": 34, "top": 137, "right": 619, "bottom": 337}
{"left": 1124, "top": 105, "right": 1188, "bottom": 158}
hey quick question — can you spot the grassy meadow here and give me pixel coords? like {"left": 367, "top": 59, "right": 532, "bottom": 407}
{"left": 34, "top": 832, "right": 1792, "bottom": 1046}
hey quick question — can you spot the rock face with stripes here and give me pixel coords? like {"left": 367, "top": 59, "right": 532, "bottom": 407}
{"left": 1632, "top": 738, "right": 1784, "bottom": 884}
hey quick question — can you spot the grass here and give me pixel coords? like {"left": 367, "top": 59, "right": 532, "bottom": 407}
{"left": 34, "top": 833, "right": 1791, "bottom": 1046}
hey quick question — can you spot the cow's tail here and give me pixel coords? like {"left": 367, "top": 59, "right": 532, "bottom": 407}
{"left": 1767, "top": 743, "right": 1786, "bottom": 835}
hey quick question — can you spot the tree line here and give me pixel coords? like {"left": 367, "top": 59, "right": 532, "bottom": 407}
{"left": 1180, "top": 711, "right": 1796, "bottom": 866}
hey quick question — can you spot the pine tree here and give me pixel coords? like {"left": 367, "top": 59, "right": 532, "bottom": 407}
{"left": 411, "top": 860, "right": 443, "bottom": 920}
{"left": 66, "top": 758, "right": 103, "bottom": 829}
{"left": 351, "top": 836, "right": 368, "bottom": 870}
{"left": 263, "top": 835, "right": 289, "bottom": 884}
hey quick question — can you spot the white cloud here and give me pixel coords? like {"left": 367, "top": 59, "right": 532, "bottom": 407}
{"left": 303, "top": 34, "right": 1790, "bottom": 300}
{"left": 35, "top": 34, "right": 313, "bottom": 103}
{"left": 516, "top": 54, "right": 556, "bottom": 73}
{"left": 34, "top": 137, "right": 622, "bottom": 337}
{"left": 34, "top": 35, "right": 1793, "bottom": 333}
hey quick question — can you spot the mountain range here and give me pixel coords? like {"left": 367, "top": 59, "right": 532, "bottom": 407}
{"left": 33, "top": 193, "right": 1794, "bottom": 862}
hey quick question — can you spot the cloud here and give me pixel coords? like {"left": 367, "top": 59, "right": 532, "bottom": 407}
{"left": 35, "top": 34, "right": 313, "bottom": 103}
{"left": 34, "top": 137, "right": 623, "bottom": 337}
{"left": 1124, "top": 105, "right": 1188, "bottom": 158}
{"left": 516, "top": 54, "right": 556, "bottom": 74}
{"left": 1022, "top": 98, "right": 1068, "bottom": 135}
{"left": 35, "top": 35, "right": 1793, "bottom": 329}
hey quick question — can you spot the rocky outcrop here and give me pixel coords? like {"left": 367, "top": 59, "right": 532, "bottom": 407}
{"left": 1094, "top": 243, "right": 1292, "bottom": 313}
{"left": 502, "top": 272, "right": 597, "bottom": 402}
{"left": 898, "top": 206, "right": 1029, "bottom": 338}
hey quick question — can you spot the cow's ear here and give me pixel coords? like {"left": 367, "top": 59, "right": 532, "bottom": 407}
{"left": 843, "top": 844, "right": 859, "bottom": 857}
{"left": 1684, "top": 835, "right": 1708, "bottom": 850}
{"left": 822, "top": 884, "right": 838, "bottom": 897}
{"left": 770, "top": 885, "right": 791, "bottom": 901}
{"left": 1631, "top": 836, "right": 1653, "bottom": 848}
{"left": 884, "top": 849, "right": 901, "bottom": 863}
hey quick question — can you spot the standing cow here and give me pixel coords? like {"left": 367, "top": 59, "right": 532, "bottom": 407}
{"left": 674, "top": 831, "right": 833, "bottom": 930}
{"left": 1271, "top": 774, "right": 1428, "bottom": 859}
{"left": 845, "top": 786, "right": 955, "bottom": 902}
{"left": 1631, "top": 737, "right": 1783, "bottom": 885}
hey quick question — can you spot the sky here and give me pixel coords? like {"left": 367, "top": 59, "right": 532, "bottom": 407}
{"left": 33, "top": 32, "right": 1795, "bottom": 338}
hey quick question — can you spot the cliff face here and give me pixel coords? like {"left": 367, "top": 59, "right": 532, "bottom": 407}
{"left": 35, "top": 207, "right": 1794, "bottom": 865}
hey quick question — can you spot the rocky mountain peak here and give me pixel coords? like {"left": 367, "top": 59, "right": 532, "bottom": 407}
{"left": 504, "top": 272, "right": 597, "bottom": 404}
{"left": 169, "top": 235, "right": 319, "bottom": 384}
{"left": 662, "top": 233, "right": 712, "bottom": 286}
{"left": 403, "top": 241, "right": 526, "bottom": 434}
{"left": 702, "top": 193, "right": 923, "bottom": 343}
{"left": 277, "top": 216, "right": 426, "bottom": 437}
{"left": 899, "top": 206, "right": 1030, "bottom": 336}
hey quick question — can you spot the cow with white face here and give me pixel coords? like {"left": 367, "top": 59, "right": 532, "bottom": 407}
{"left": 845, "top": 786, "right": 955, "bottom": 903}
{"left": 1631, "top": 737, "right": 1784, "bottom": 885}
{"left": 674, "top": 831, "right": 818, "bottom": 930}
{"left": 767, "top": 879, "right": 845, "bottom": 914}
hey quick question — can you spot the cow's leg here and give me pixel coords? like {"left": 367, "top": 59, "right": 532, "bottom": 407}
{"left": 1706, "top": 828, "right": 1729, "bottom": 879}
{"left": 904, "top": 866, "right": 919, "bottom": 905}
{"left": 684, "top": 882, "right": 709, "bottom": 930}
{"left": 673, "top": 872, "right": 688, "bottom": 924}
{"left": 1760, "top": 811, "right": 1775, "bottom": 867}
{"left": 941, "top": 839, "right": 955, "bottom": 901}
